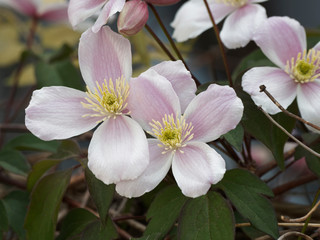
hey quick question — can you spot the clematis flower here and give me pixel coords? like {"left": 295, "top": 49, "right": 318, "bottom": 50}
{"left": 116, "top": 70, "right": 244, "bottom": 198}
{"left": 68, "top": 0, "right": 180, "bottom": 33}
{"left": 0, "top": 0, "right": 68, "bottom": 22}
{"left": 242, "top": 16, "right": 320, "bottom": 132}
{"left": 25, "top": 26, "right": 150, "bottom": 185}
{"left": 171, "top": 0, "right": 267, "bottom": 49}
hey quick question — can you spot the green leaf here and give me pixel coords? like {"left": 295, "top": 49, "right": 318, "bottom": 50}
{"left": 80, "top": 219, "right": 117, "bottom": 240}
{"left": 3, "top": 133, "right": 60, "bottom": 152}
{"left": 222, "top": 124, "right": 244, "bottom": 152}
{"left": 2, "top": 190, "right": 29, "bottom": 239}
{"left": 48, "top": 139, "right": 81, "bottom": 160}
{"left": 136, "top": 185, "right": 188, "bottom": 240}
{"left": 57, "top": 208, "right": 97, "bottom": 240}
{"left": 215, "top": 169, "right": 278, "bottom": 239}
{"left": 35, "top": 59, "right": 84, "bottom": 90}
{"left": 178, "top": 191, "right": 234, "bottom": 240}
{"left": 85, "top": 168, "right": 115, "bottom": 225}
{"left": 26, "top": 159, "right": 61, "bottom": 191}
{"left": 0, "top": 149, "right": 30, "bottom": 176}
{"left": 24, "top": 169, "right": 72, "bottom": 240}
{"left": 239, "top": 90, "right": 296, "bottom": 169}
{"left": 0, "top": 200, "right": 8, "bottom": 232}
{"left": 295, "top": 145, "right": 320, "bottom": 177}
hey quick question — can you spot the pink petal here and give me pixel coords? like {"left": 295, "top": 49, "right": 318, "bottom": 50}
{"left": 171, "top": 0, "right": 235, "bottom": 42}
{"left": 78, "top": 26, "right": 132, "bottom": 91}
{"left": 172, "top": 142, "right": 226, "bottom": 198}
{"left": 242, "top": 67, "right": 297, "bottom": 114}
{"left": 2, "top": 0, "right": 36, "bottom": 16}
{"left": 220, "top": 4, "right": 267, "bottom": 49}
{"left": 25, "top": 86, "right": 101, "bottom": 141}
{"left": 150, "top": 60, "right": 196, "bottom": 112}
{"left": 88, "top": 115, "right": 149, "bottom": 184}
{"left": 128, "top": 69, "right": 181, "bottom": 132}
{"left": 92, "top": 0, "right": 125, "bottom": 33}
{"left": 115, "top": 139, "right": 173, "bottom": 198}
{"left": 184, "top": 84, "right": 243, "bottom": 142}
{"left": 68, "top": 0, "right": 105, "bottom": 29}
{"left": 40, "top": 6, "right": 68, "bottom": 22}
{"left": 297, "top": 81, "right": 320, "bottom": 133}
{"left": 253, "top": 16, "right": 306, "bottom": 69}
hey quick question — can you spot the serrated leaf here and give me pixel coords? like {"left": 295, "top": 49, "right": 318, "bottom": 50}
{"left": 3, "top": 133, "right": 60, "bottom": 152}
{"left": 2, "top": 190, "right": 29, "bottom": 239}
{"left": 239, "top": 90, "right": 296, "bottom": 169}
{"left": 215, "top": 169, "right": 278, "bottom": 239}
{"left": 35, "top": 59, "right": 84, "bottom": 90}
{"left": 136, "top": 185, "right": 187, "bottom": 239}
{"left": 222, "top": 124, "right": 244, "bottom": 152}
{"left": 85, "top": 168, "right": 115, "bottom": 225}
{"left": 0, "top": 200, "right": 8, "bottom": 232}
{"left": 57, "top": 208, "right": 98, "bottom": 240}
{"left": 178, "top": 192, "right": 234, "bottom": 240}
{"left": 295, "top": 145, "right": 320, "bottom": 177}
{"left": 80, "top": 219, "right": 117, "bottom": 240}
{"left": 24, "top": 169, "right": 72, "bottom": 240}
{"left": 0, "top": 149, "right": 30, "bottom": 176}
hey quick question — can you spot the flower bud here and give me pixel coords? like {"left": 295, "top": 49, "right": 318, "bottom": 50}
{"left": 144, "top": 0, "right": 180, "bottom": 6}
{"left": 117, "top": 0, "right": 149, "bottom": 36}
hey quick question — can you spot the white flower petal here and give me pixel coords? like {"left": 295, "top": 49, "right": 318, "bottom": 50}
{"left": 88, "top": 115, "right": 149, "bottom": 184}
{"left": 172, "top": 142, "right": 226, "bottom": 198}
{"left": 242, "top": 67, "right": 297, "bottom": 114}
{"left": 116, "top": 139, "right": 173, "bottom": 198}
{"left": 220, "top": 4, "right": 267, "bottom": 49}
{"left": 25, "top": 86, "right": 100, "bottom": 141}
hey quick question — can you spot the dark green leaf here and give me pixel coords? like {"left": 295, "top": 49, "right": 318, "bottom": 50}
{"left": 26, "top": 159, "right": 61, "bottom": 191}
{"left": 215, "top": 169, "right": 278, "bottom": 239}
{"left": 57, "top": 208, "right": 97, "bottom": 240}
{"left": 85, "top": 168, "right": 115, "bottom": 225}
{"left": 222, "top": 124, "right": 244, "bottom": 152}
{"left": 80, "top": 219, "right": 117, "bottom": 240}
{"left": 48, "top": 139, "right": 81, "bottom": 160}
{"left": 3, "top": 133, "right": 60, "bottom": 152}
{"left": 35, "top": 59, "right": 84, "bottom": 90}
{"left": 239, "top": 90, "right": 296, "bottom": 169}
{"left": 136, "top": 185, "right": 187, "bottom": 239}
{"left": 0, "top": 149, "right": 30, "bottom": 176}
{"left": 178, "top": 191, "right": 234, "bottom": 240}
{"left": 48, "top": 44, "right": 74, "bottom": 63}
{"left": 0, "top": 200, "right": 8, "bottom": 232}
{"left": 2, "top": 190, "right": 29, "bottom": 239}
{"left": 24, "top": 169, "right": 72, "bottom": 240}
{"left": 295, "top": 145, "right": 320, "bottom": 177}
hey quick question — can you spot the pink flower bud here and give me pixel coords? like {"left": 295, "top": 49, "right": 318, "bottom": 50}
{"left": 117, "top": 0, "right": 149, "bottom": 36}
{"left": 144, "top": 0, "right": 180, "bottom": 6}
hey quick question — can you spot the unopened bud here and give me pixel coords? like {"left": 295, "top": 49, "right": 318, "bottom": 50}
{"left": 117, "top": 0, "right": 149, "bottom": 36}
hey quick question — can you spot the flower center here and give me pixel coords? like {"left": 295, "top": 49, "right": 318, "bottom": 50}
{"left": 215, "top": 0, "right": 248, "bottom": 7}
{"left": 81, "top": 76, "right": 130, "bottom": 121}
{"left": 285, "top": 49, "right": 320, "bottom": 83}
{"left": 149, "top": 114, "right": 194, "bottom": 154}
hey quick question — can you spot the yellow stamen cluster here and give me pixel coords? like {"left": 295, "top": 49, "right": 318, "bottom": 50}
{"left": 149, "top": 114, "right": 194, "bottom": 154}
{"left": 215, "top": 0, "right": 248, "bottom": 7}
{"left": 285, "top": 49, "right": 320, "bottom": 84}
{"left": 81, "top": 76, "right": 130, "bottom": 122}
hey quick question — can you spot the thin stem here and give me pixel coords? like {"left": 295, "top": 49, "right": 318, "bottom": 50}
{"left": 278, "top": 232, "right": 313, "bottom": 240}
{"left": 265, "top": 159, "right": 296, "bottom": 183}
{"left": 259, "top": 106, "right": 320, "bottom": 158}
{"left": 0, "top": 124, "right": 28, "bottom": 132}
{"left": 203, "top": 0, "right": 233, "bottom": 87}
{"left": 145, "top": 23, "right": 176, "bottom": 61}
{"left": 260, "top": 85, "right": 320, "bottom": 131}
{"left": 236, "top": 222, "right": 320, "bottom": 228}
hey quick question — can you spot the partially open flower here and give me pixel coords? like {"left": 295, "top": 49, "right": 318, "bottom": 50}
{"left": 117, "top": 0, "right": 149, "bottom": 36}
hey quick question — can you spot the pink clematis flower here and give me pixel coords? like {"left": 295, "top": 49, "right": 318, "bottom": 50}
{"left": 25, "top": 26, "right": 150, "bottom": 185}
{"left": 116, "top": 70, "right": 244, "bottom": 198}
{"left": 242, "top": 16, "right": 320, "bottom": 132}
{"left": 0, "top": 0, "right": 68, "bottom": 22}
{"left": 68, "top": 0, "right": 180, "bottom": 33}
{"left": 171, "top": 0, "right": 267, "bottom": 49}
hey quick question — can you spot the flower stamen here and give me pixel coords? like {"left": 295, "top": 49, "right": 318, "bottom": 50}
{"left": 285, "top": 49, "right": 320, "bottom": 84}
{"left": 81, "top": 76, "right": 130, "bottom": 122}
{"left": 148, "top": 114, "right": 194, "bottom": 154}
